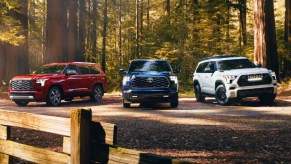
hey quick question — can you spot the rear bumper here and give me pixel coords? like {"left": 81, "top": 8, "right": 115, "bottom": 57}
{"left": 123, "top": 89, "right": 178, "bottom": 103}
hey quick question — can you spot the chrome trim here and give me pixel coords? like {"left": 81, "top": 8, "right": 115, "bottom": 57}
{"left": 10, "top": 96, "right": 34, "bottom": 100}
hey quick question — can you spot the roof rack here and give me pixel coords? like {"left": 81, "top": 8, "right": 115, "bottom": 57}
{"left": 201, "top": 55, "right": 237, "bottom": 61}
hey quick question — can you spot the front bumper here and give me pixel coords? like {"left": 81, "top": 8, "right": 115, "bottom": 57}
{"left": 123, "top": 89, "right": 178, "bottom": 103}
{"left": 226, "top": 85, "right": 277, "bottom": 98}
{"left": 9, "top": 90, "right": 47, "bottom": 102}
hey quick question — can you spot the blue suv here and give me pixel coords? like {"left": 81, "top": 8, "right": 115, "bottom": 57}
{"left": 119, "top": 59, "right": 179, "bottom": 108}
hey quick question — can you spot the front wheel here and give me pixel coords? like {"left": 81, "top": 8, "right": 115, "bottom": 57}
{"left": 15, "top": 101, "right": 29, "bottom": 106}
{"left": 123, "top": 99, "right": 131, "bottom": 108}
{"left": 47, "top": 87, "right": 62, "bottom": 106}
{"left": 258, "top": 94, "right": 276, "bottom": 104}
{"left": 215, "top": 85, "right": 232, "bottom": 105}
{"left": 194, "top": 84, "right": 205, "bottom": 102}
{"left": 91, "top": 85, "right": 103, "bottom": 102}
{"left": 170, "top": 96, "right": 179, "bottom": 108}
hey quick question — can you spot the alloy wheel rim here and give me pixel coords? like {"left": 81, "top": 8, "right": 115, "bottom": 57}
{"left": 217, "top": 87, "right": 227, "bottom": 103}
{"left": 94, "top": 87, "right": 102, "bottom": 101}
{"left": 50, "top": 89, "right": 61, "bottom": 105}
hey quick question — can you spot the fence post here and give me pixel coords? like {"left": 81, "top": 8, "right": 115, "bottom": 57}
{"left": 0, "top": 125, "right": 11, "bottom": 164}
{"left": 70, "top": 109, "right": 92, "bottom": 164}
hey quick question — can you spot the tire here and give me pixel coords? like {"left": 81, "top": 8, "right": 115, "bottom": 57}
{"left": 123, "top": 99, "right": 130, "bottom": 108}
{"left": 170, "top": 96, "right": 179, "bottom": 108}
{"left": 258, "top": 94, "right": 276, "bottom": 104}
{"left": 91, "top": 85, "right": 104, "bottom": 102}
{"left": 194, "top": 84, "right": 205, "bottom": 102}
{"left": 15, "top": 101, "right": 29, "bottom": 106}
{"left": 47, "top": 87, "right": 62, "bottom": 106}
{"left": 215, "top": 84, "right": 232, "bottom": 105}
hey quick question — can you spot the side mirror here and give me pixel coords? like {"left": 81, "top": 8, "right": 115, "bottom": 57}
{"left": 204, "top": 67, "right": 214, "bottom": 73}
{"left": 119, "top": 68, "right": 126, "bottom": 74}
{"left": 257, "top": 64, "right": 262, "bottom": 68}
{"left": 173, "top": 68, "right": 180, "bottom": 74}
{"left": 66, "top": 70, "right": 77, "bottom": 75}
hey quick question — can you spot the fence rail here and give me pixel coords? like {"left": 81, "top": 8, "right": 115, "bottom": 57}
{"left": 0, "top": 108, "right": 189, "bottom": 164}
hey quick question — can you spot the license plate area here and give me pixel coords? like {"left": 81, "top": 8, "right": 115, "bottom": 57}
{"left": 248, "top": 74, "right": 263, "bottom": 81}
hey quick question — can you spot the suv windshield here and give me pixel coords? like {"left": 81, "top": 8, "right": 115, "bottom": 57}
{"left": 218, "top": 59, "right": 257, "bottom": 70}
{"left": 34, "top": 65, "right": 66, "bottom": 74}
{"left": 128, "top": 60, "right": 172, "bottom": 73}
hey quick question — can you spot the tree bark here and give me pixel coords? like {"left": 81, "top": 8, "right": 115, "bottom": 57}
{"left": 102, "top": 0, "right": 108, "bottom": 72}
{"left": 0, "top": 43, "right": 6, "bottom": 86}
{"left": 3, "top": 0, "right": 29, "bottom": 81}
{"left": 92, "top": 0, "right": 98, "bottom": 62}
{"left": 78, "top": 0, "right": 86, "bottom": 61}
{"left": 46, "top": 0, "right": 67, "bottom": 63}
{"left": 166, "top": 0, "right": 170, "bottom": 15}
{"left": 135, "top": 0, "right": 140, "bottom": 57}
{"left": 254, "top": 0, "right": 280, "bottom": 82}
{"left": 118, "top": 0, "right": 122, "bottom": 65}
{"left": 68, "top": 0, "right": 78, "bottom": 62}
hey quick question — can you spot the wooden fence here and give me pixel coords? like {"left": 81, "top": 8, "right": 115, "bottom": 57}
{"left": 0, "top": 109, "right": 189, "bottom": 164}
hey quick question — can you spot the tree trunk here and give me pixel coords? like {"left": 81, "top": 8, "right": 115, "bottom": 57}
{"left": 147, "top": 0, "right": 150, "bottom": 28}
{"left": 78, "top": 0, "right": 86, "bottom": 61}
{"left": 284, "top": 0, "right": 291, "bottom": 77}
{"left": 140, "top": 0, "right": 143, "bottom": 57}
{"left": 166, "top": 0, "right": 170, "bottom": 15}
{"left": 135, "top": 0, "right": 140, "bottom": 57}
{"left": 118, "top": 0, "right": 122, "bottom": 65}
{"left": 92, "top": 0, "right": 98, "bottom": 62}
{"left": 46, "top": 0, "right": 67, "bottom": 63}
{"left": 0, "top": 43, "right": 6, "bottom": 86}
{"left": 102, "top": 0, "right": 108, "bottom": 72}
{"left": 68, "top": 0, "right": 78, "bottom": 62}
{"left": 254, "top": 0, "right": 280, "bottom": 82}
{"left": 239, "top": 0, "right": 247, "bottom": 45}
{"left": 4, "top": 0, "right": 29, "bottom": 81}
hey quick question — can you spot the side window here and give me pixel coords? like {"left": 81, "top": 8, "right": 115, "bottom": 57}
{"left": 65, "top": 65, "right": 78, "bottom": 74}
{"left": 79, "top": 65, "right": 90, "bottom": 75}
{"left": 206, "top": 62, "right": 217, "bottom": 72}
{"left": 196, "top": 62, "right": 208, "bottom": 73}
{"left": 90, "top": 66, "right": 101, "bottom": 74}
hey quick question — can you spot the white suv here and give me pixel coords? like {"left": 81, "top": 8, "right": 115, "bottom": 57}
{"left": 193, "top": 56, "right": 277, "bottom": 105}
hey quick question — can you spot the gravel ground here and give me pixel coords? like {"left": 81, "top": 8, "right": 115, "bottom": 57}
{"left": 0, "top": 93, "right": 291, "bottom": 163}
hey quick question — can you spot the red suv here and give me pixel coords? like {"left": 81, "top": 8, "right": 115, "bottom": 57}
{"left": 9, "top": 62, "right": 107, "bottom": 106}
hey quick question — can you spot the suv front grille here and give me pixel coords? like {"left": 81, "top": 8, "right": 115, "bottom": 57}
{"left": 10, "top": 80, "right": 34, "bottom": 90}
{"left": 132, "top": 77, "right": 170, "bottom": 88}
{"left": 237, "top": 73, "right": 272, "bottom": 86}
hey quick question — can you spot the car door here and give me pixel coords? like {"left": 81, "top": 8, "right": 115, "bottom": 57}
{"left": 64, "top": 65, "right": 83, "bottom": 96}
{"left": 78, "top": 65, "right": 92, "bottom": 93}
{"left": 202, "top": 61, "right": 217, "bottom": 94}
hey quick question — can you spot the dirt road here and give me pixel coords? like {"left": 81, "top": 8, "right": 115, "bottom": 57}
{"left": 0, "top": 94, "right": 290, "bottom": 163}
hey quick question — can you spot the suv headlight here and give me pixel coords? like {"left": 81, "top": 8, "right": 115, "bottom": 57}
{"left": 36, "top": 79, "right": 48, "bottom": 87}
{"left": 122, "top": 76, "right": 131, "bottom": 85}
{"left": 223, "top": 75, "right": 237, "bottom": 84}
{"left": 269, "top": 70, "right": 277, "bottom": 80}
{"left": 170, "top": 76, "right": 178, "bottom": 84}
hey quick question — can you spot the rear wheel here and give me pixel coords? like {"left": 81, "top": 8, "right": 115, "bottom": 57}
{"left": 215, "top": 85, "right": 233, "bottom": 105}
{"left": 91, "top": 85, "right": 103, "bottom": 102}
{"left": 47, "top": 87, "right": 62, "bottom": 106}
{"left": 258, "top": 94, "right": 276, "bottom": 104}
{"left": 15, "top": 101, "right": 29, "bottom": 106}
{"left": 194, "top": 84, "right": 205, "bottom": 102}
{"left": 123, "top": 99, "right": 131, "bottom": 108}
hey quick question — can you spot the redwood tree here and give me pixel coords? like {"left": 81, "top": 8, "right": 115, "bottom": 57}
{"left": 254, "top": 0, "right": 280, "bottom": 82}
{"left": 68, "top": 0, "right": 78, "bottom": 62}
{"left": 46, "top": 0, "right": 68, "bottom": 63}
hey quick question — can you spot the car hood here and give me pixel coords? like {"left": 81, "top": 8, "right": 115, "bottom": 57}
{"left": 11, "top": 74, "right": 61, "bottom": 80}
{"left": 126, "top": 71, "right": 173, "bottom": 77}
{"left": 222, "top": 68, "right": 270, "bottom": 75}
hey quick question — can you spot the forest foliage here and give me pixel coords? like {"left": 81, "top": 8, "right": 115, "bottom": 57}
{"left": 0, "top": 0, "right": 290, "bottom": 91}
